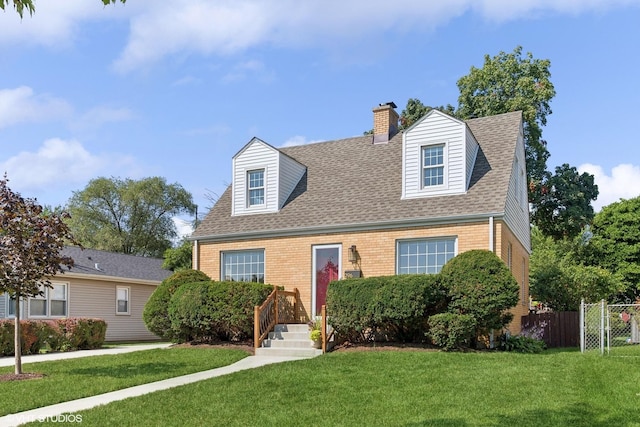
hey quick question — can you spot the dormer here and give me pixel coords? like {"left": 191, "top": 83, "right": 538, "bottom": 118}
{"left": 232, "top": 137, "right": 306, "bottom": 216}
{"left": 402, "top": 110, "right": 479, "bottom": 199}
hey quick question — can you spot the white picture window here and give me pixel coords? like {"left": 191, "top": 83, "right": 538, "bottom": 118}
{"left": 422, "top": 145, "right": 444, "bottom": 187}
{"left": 397, "top": 238, "right": 456, "bottom": 275}
{"left": 247, "top": 169, "right": 265, "bottom": 206}
{"left": 222, "top": 250, "right": 265, "bottom": 283}
{"left": 116, "top": 286, "right": 130, "bottom": 315}
{"left": 29, "top": 284, "right": 67, "bottom": 317}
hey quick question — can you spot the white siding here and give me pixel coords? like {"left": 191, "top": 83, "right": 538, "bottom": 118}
{"left": 403, "top": 110, "right": 468, "bottom": 199}
{"left": 465, "top": 126, "right": 479, "bottom": 188}
{"left": 69, "top": 279, "right": 159, "bottom": 342}
{"left": 279, "top": 153, "right": 306, "bottom": 208}
{"left": 232, "top": 139, "right": 280, "bottom": 215}
{"left": 503, "top": 127, "right": 531, "bottom": 252}
{"left": 232, "top": 137, "right": 306, "bottom": 216}
{"left": 0, "top": 293, "right": 6, "bottom": 318}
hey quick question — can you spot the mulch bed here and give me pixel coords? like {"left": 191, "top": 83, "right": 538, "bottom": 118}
{"left": 0, "top": 372, "right": 46, "bottom": 382}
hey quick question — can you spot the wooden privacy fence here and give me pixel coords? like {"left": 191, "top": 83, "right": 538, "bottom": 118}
{"left": 521, "top": 311, "right": 579, "bottom": 348}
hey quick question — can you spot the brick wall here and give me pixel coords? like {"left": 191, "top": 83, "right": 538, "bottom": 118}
{"left": 195, "top": 219, "right": 529, "bottom": 332}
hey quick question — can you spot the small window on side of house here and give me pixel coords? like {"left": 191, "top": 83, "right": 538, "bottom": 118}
{"left": 116, "top": 287, "right": 130, "bottom": 315}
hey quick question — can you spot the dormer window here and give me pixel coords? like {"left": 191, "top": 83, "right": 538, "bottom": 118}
{"left": 247, "top": 169, "right": 265, "bottom": 207}
{"left": 422, "top": 144, "right": 444, "bottom": 187}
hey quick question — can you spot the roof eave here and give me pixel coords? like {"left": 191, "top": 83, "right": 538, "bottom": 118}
{"left": 189, "top": 212, "right": 506, "bottom": 243}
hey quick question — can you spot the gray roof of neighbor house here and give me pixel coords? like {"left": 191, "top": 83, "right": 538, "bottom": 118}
{"left": 60, "top": 247, "right": 172, "bottom": 283}
{"left": 192, "top": 111, "right": 522, "bottom": 241}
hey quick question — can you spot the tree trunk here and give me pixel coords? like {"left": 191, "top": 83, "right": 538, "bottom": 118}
{"left": 14, "top": 293, "right": 22, "bottom": 375}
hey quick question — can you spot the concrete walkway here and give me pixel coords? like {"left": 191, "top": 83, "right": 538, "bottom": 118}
{"left": 0, "top": 345, "right": 307, "bottom": 427}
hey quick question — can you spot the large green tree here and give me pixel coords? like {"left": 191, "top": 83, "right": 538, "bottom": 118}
{"left": 67, "top": 177, "right": 195, "bottom": 258}
{"left": 457, "top": 46, "right": 555, "bottom": 186}
{"left": 1, "top": 0, "right": 124, "bottom": 17}
{"left": 0, "top": 176, "right": 76, "bottom": 374}
{"left": 531, "top": 164, "right": 599, "bottom": 240}
{"left": 529, "top": 228, "right": 621, "bottom": 311}
{"left": 163, "top": 240, "right": 193, "bottom": 271}
{"left": 586, "top": 197, "right": 640, "bottom": 300}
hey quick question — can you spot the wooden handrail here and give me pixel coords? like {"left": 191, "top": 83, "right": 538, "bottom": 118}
{"left": 254, "top": 287, "right": 300, "bottom": 349}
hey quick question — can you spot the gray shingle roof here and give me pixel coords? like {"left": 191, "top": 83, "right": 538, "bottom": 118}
{"left": 60, "top": 247, "right": 172, "bottom": 283}
{"left": 192, "top": 111, "right": 522, "bottom": 240}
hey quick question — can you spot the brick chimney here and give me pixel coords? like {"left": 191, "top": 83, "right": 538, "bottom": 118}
{"left": 373, "top": 102, "right": 399, "bottom": 144}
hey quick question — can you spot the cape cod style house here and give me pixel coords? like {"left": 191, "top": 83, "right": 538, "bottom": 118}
{"left": 191, "top": 103, "right": 531, "bottom": 334}
{"left": 1, "top": 247, "right": 171, "bottom": 341}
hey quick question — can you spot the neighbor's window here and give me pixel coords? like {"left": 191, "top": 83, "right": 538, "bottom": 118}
{"left": 116, "top": 286, "right": 130, "bottom": 315}
{"left": 222, "top": 250, "right": 265, "bottom": 283}
{"left": 247, "top": 169, "right": 265, "bottom": 206}
{"left": 8, "top": 296, "right": 16, "bottom": 317}
{"left": 397, "top": 239, "right": 456, "bottom": 274}
{"left": 29, "top": 283, "right": 67, "bottom": 317}
{"left": 422, "top": 145, "right": 444, "bottom": 187}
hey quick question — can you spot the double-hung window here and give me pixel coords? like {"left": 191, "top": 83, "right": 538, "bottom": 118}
{"left": 116, "top": 286, "right": 130, "bottom": 315}
{"left": 29, "top": 283, "right": 67, "bottom": 317}
{"left": 247, "top": 169, "right": 265, "bottom": 207}
{"left": 422, "top": 145, "right": 444, "bottom": 187}
{"left": 222, "top": 250, "right": 265, "bottom": 283}
{"left": 397, "top": 239, "right": 456, "bottom": 274}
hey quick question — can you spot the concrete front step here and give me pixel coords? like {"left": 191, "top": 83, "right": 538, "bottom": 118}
{"left": 255, "top": 323, "right": 322, "bottom": 358}
{"left": 255, "top": 347, "right": 323, "bottom": 358}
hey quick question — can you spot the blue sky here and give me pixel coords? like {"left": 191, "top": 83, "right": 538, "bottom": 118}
{"left": 1, "top": 0, "right": 639, "bottom": 238}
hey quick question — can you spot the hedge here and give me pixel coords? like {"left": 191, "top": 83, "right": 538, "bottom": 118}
{"left": 326, "top": 274, "right": 446, "bottom": 343}
{"left": 168, "top": 280, "right": 273, "bottom": 343}
{"left": 0, "top": 318, "right": 107, "bottom": 356}
{"left": 143, "top": 269, "right": 211, "bottom": 340}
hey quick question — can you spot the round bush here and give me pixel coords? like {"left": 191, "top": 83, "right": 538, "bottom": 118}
{"left": 143, "top": 269, "right": 211, "bottom": 340}
{"left": 439, "top": 250, "right": 519, "bottom": 343}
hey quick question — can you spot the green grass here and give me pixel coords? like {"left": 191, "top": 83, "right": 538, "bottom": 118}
{"left": 0, "top": 347, "right": 248, "bottom": 416}
{"left": 35, "top": 348, "right": 640, "bottom": 427}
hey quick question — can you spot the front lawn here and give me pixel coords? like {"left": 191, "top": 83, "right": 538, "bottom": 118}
{"left": 40, "top": 349, "right": 640, "bottom": 426}
{"left": 0, "top": 347, "right": 248, "bottom": 416}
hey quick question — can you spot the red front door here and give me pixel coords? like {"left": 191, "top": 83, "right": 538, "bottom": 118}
{"left": 313, "top": 245, "right": 341, "bottom": 316}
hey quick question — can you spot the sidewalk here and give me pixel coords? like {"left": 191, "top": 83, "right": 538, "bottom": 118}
{"left": 0, "top": 345, "right": 307, "bottom": 427}
{"left": 0, "top": 342, "right": 172, "bottom": 367}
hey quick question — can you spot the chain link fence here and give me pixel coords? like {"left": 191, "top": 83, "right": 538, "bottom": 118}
{"left": 581, "top": 300, "right": 640, "bottom": 355}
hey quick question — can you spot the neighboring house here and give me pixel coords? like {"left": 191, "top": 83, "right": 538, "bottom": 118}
{"left": 191, "top": 103, "right": 531, "bottom": 333}
{"left": 1, "top": 247, "right": 171, "bottom": 342}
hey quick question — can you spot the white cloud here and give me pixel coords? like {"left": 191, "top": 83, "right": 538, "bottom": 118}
{"left": 0, "top": 139, "right": 137, "bottom": 195}
{"left": 579, "top": 163, "right": 640, "bottom": 211}
{"left": 280, "top": 135, "right": 324, "bottom": 147}
{"left": 111, "top": 0, "right": 640, "bottom": 72}
{"left": 0, "top": 86, "right": 72, "bottom": 129}
{"left": 71, "top": 106, "right": 136, "bottom": 132}
{"left": 172, "top": 217, "right": 194, "bottom": 241}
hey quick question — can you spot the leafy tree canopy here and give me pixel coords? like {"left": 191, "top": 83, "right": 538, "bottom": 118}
{"left": 586, "top": 197, "right": 640, "bottom": 301}
{"left": 529, "top": 228, "right": 621, "bottom": 311}
{"left": 0, "top": 176, "right": 77, "bottom": 374}
{"left": 67, "top": 176, "right": 196, "bottom": 258}
{"left": 163, "top": 240, "right": 193, "bottom": 272}
{"left": 530, "top": 164, "right": 599, "bottom": 240}
{"left": 1, "top": 0, "right": 125, "bottom": 17}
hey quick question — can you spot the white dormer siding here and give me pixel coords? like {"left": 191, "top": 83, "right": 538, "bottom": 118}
{"left": 232, "top": 138, "right": 306, "bottom": 216}
{"left": 503, "top": 123, "right": 531, "bottom": 252}
{"left": 402, "top": 110, "right": 478, "bottom": 199}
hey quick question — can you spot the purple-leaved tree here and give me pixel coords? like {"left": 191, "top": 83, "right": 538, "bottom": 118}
{"left": 0, "top": 175, "right": 77, "bottom": 375}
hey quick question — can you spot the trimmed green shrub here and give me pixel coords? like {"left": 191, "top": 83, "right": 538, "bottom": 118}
{"left": 500, "top": 334, "right": 546, "bottom": 353}
{"left": 327, "top": 274, "right": 446, "bottom": 343}
{"left": 0, "top": 320, "right": 51, "bottom": 356}
{"left": 428, "top": 313, "right": 476, "bottom": 351}
{"left": 439, "top": 250, "right": 519, "bottom": 346}
{"left": 143, "top": 269, "right": 211, "bottom": 340}
{"left": 168, "top": 281, "right": 273, "bottom": 343}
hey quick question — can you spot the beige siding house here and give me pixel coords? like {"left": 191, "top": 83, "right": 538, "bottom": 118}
{"left": 2, "top": 247, "right": 171, "bottom": 342}
{"left": 191, "top": 103, "right": 531, "bottom": 334}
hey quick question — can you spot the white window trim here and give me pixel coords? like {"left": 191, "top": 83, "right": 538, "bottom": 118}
{"left": 420, "top": 142, "right": 448, "bottom": 191}
{"left": 220, "top": 249, "right": 266, "bottom": 283}
{"left": 28, "top": 283, "right": 68, "bottom": 318}
{"left": 116, "top": 286, "right": 131, "bottom": 316}
{"left": 395, "top": 237, "right": 458, "bottom": 275}
{"left": 246, "top": 168, "right": 266, "bottom": 208}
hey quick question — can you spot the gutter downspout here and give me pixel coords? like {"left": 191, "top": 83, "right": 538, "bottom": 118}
{"left": 488, "top": 216, "right": 494, "bottom": 253}
{"left": 193, "top": 239, "right": 199, "bottom": 271}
